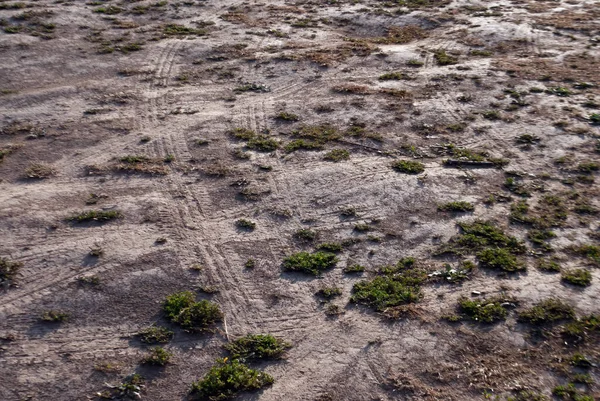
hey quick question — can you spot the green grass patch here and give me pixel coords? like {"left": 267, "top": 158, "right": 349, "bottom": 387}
{"left": 282, "top": 251, "right": 338, "bottom": 275}
{"left": 324, "top": 148, "right": 350, "bottom": 162}
{"left": 391, "top": 160, "right": 425, "bottom": 174}
{"left": 437, "top": 220, "right": 526, "bottom": 256}
{"left": 142, "top": 346, "right": 172, "bottom": 366}
{"left": 457, "top": 295, "right": 512, "bottom": 323}
{"left": 0, "top": 257, "right": 22, "bottom": 287}
{"left": 316, "top": 286, "right": 342, "bottom": 299}
{"left": 163, "top": 291, "right": 222, "bottom": 332}
{"left": 438, "top": 201, "right": 474, "bottom": 212}
{"left": 190, "top": 358, "right": 273, "bottom": 400}
{"left": 224, "top": 334, "right": 291, "bottom": 360}
{"left": 137, "top": 325, "right": 174, "bottom": 344}
{"left": 67, "top": 210, "right": 122, "bottom": 223}
{"left": 477, "top": 247, "right": 525, "bottom": 272}
{"left": 518, "top": 298, "right": 575, "bottom": 325}
{"left": 562, "top": 269, "right": 592, "bottom": 286}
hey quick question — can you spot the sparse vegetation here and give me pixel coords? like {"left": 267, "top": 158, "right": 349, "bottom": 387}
{"left": 24, "top": 163, "right": 55, "bottom": 179}
{"left": 67, "top": 210, "right": 122, "bottom": 223}
{"left": 137, "top": 326, "right": 174, "bottom": 344}
{"left": 0, "top": 257, "right": 22, "bottom": 287}
{"left": 41, "top": 310, "right": 69, "bottom": 322}
{"left": 294, "top": 229, "right": 316, "bottom": 242}
{"left": 457, "top": 296, "right": 512, "bottom": 323}
{"left": 316, "top": 286, "right": 342, "bottom": 299}
{"left": 324, "top": 149, "right": 350, "bottom": 162}
{"left": 224, "top": 334, "right": 290, "bottom": 360}
{"left": 282, "top": 252, "right": 338, "bottom": 275}
{"left": 163, "top": 291, "right": 223, "bottom": 331}
{"left": 562, "top": 269, "right": 592, "bottom": 286}
{"left": 391, "top": 160, "right": 425, "bottom": 174}
{"left": 190, "top": 359, "right": 273, "bottom": 400}
{"left": 518, "top": 299, "right": 575, "bottom": 325}
{"left": 235, "top": 219, "right": 256, "bottom": 231}
{"left": 438, "top": 201, "right": 474, "bottom": 212}
{"left": 142, "top": 346, "right": 172, "bottom": 366}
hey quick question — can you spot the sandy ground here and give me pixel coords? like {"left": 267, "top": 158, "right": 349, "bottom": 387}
{"left": 0, "top": 0, "right": 599, "bottom": 400}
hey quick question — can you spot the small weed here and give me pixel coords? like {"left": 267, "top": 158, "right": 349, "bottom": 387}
{"left": 354, "top": 223, "right": 370, "bottom": 232}
{"left": 25, "top": 163, "right": 55, "bottom": 179}
{"left": 163, "top": 291, "right": 223, "bottom": 331}
{"left": 590, "top": 113, "right": 600, "bottom": 124}
{"left": 546, "top": 87, "right": 571, "bottom": 97}
{"left": 574, "top": 244, "right": 600, "bottom": 265}
{"left": 224, "top": 334, "right": 290, "bottom": 360}
{"left": 577, "top": 162, "right": 599, "bottom": 174}
{"left": 316, "top": 286, "right": 342, "bottom": 299}
{"left": 163, "top": 24, "right": 207, "bottom": 36}
{"left": 247, "top": 135, "right": 279, "bottom": 152}
{"left": 477, "top": 248, "right": 525, "bottom": 272}
{"left": 293, "top": 229, "right": 316, "bottom": 242}
{"left": 324, "top": 149, "right": 350, "bottom": 162}
{"left": 537, "top": 259, "right": 561, "bottom": 272}
{"left": 482, "top": 110, "right": 501, "bottom": 120}
{"left": 562, "top": 269, "right": 592, "bottom": 286}
{"left": 570, "top": 353, "right": 593, "bottom": 368}
{"left": 391, "top": 160, "right": 425, "bottom": 174}
{"left": 274, "top": 112, "right": 299, "bottom": 122}
{"left": 234, "top": 82, "right": 271, "bottom": 93}
{"left": 284, "top": 139, "right": 323, "bottom": 153}
{"left": 457, "top": 296, "right": 512, "bottom": 323}
{"left": 407, "top": 59, "right": 424, "bottom": 67}
{"left": 527, "top": 229, "right": 556, "bottom": 247}
{"left": 244, "top": 259, "right": 256, "bottom": 269}
{"left": 235, "top": 219, "right": 256, "bottom": 231}
{"left": 316, "top": 242, "right": 342, "bottom": 253}
{"left": 77, "top": 275, "right": 101, "bottom": 286}
{"left": 41, "top": 310, "right": 69, "bottom": 322}
{"left": 67, "top": 210, "right": 122, "bottom": 223}
{"left": 379, "top": 72, "right": 408, "bottom": 81}
{"left": 518, "top": 298, "right": 575, "bottom": 325}
{"left": 343, "top": 264, "right": 365, "bottom": 274}
{"left": 282, "top": 251, "right": 338, "bottom": 276}
{"left": 0, "top": 257, "right": 22, "bottom": 287}
{"left": 434, "top": 50, "right": 458, "bottom": 66}
{"left": 142, "top": 346, "right": 172, "bottom": 366}
{"left": 438, "top": 201, "right": 474, "bottom": 212}
{"left": 94, "top": 5, "right": 123, "bottom": 14}
{"left": 340, "top": 207, "right": 357, "bottom": 217}
{"left": 190, "top": 358, "right": 273, "bottom": 400}
{"left": 137, "top": 325, "right": 174, "bottom": 344}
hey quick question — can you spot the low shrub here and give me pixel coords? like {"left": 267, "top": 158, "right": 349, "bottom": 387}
{"left": 137, "top": 325, "right": 174, "bottom": 344}
{"left": 190, "top": 359, "right": 273, "bottom": 400}
{"left": 391, "top": 160, "right": 425, "bottom": 174}
{"left": 476, "top": 247, "right": 526, "bottom": 272}
{"left": 224, "top": 334, "right": 291, "bottom": 360}
{"left": 562, "top": 269, "right": 592, "bottom": 286}
{"left": 163, "top": 291, "right": 223, "bottom": 331}
{"left": 282, "top": 252, "right": 338, "bottom": 275}
{"left": 518, "top": 298, "right": 575, "bottom": 325}
{"left": 142, "top": 346, "right": 172, "bottom": 366}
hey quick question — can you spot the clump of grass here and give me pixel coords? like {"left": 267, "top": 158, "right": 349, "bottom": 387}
{"left": 274, "top": 112, "right": 299, "bottom": 122}
{"left": 437, "top": 220, "right": 526, "bottom": 256}
{"left": 284, "top": 139, "right": 323, "bottom": 153}
{"left": 41, "top": 310, "right": 69, "bottom": 322}
{"left": 224, "top": 334, "right": 291, "bottom": 360}
{"left": 316, "top": 286, "right": 342, "bottom": 299}
{"left": 577, "top": 162, "right": 599, "bottom": 174}
{"left": 407, "top": 59, "right": 424, "bottom": 67}
{"left": 163, "top": 291, "right": 223, "bottom": 332}
{"left": 114, "top": 155, "right": 169, "bottom": 175}
{"left": 94, "top": 5, "right": 123, "bottom": 14}
{"left": 574, "top": 244, "right": 600, "bottom": 265}
{"left": 562, "top": 269, "right": 592, "bottom": 286}
{"left": 246, "top": 135, "right": 279, "bottom": 152}
{"left": 518, "top": 298, "right": 575, "bottom": 325}
{"left": 282, "top": 251, "right": 338, "bottom": 276}
{"left": 293, "top": 229, "right": 316, "bottom": 242}
{"left": 324, "top": 148, "right": 350, "bottom": 162}
{"left": 561, "top": 315, "right": 599, "bottom": 343}
{"left": 351, "top": 259, "right": 426, "bottom": 312}
{"left": 378, "top": 72, "right": 407, "bottom": 81}
{"left": 25, "top": 163, "right": 55, "bottom": 179}
{"left": 142, "top": 346, "right": 172, "bottom": 366}
{"left": 316, "top": 242, "right": 342, "bottom": 253}
{"left": 77, "top": 275, "right": 101, "bottom": 286}
{"left": 438, "top": 201, "right": 474, "bottom": 212}
{"left": 343, "top": 264, "right": 365, "bottom": 274}
{"left": 163, "top": 23, "right": 207, "bottom": 36}
{"left": 354, "top": 223, "right": 370, "bottom": 232}
{"left": 477, "top": 248, "right": 525, "bottom": 272}
{"left": 391, "top": 160, "right": 425, "bottom": 174}
{"left": 235, "top": 219, "right": 256, "bottom": 231}
{"left": 537, "top": 259, "right": 561, "bottom": 272}
{"left": 190, "top": 359, "right": 273, "bottom": 400}
{"left": 457, "top": 295, "right": 513, "bottom": 323}
{"left": 137, "top": 326, "right": 174, "bottom": 344}
{"left": 67, "top": 210, "right": 122, "bottom": 223}
{"left": 244, "top": 259, "right": 256, "bottom": 269}
{"left": 0, "top": 257, "right": 22, "bottom": 287}
{"left": 434, "top": 50, "right": 458, "bottom": 66}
